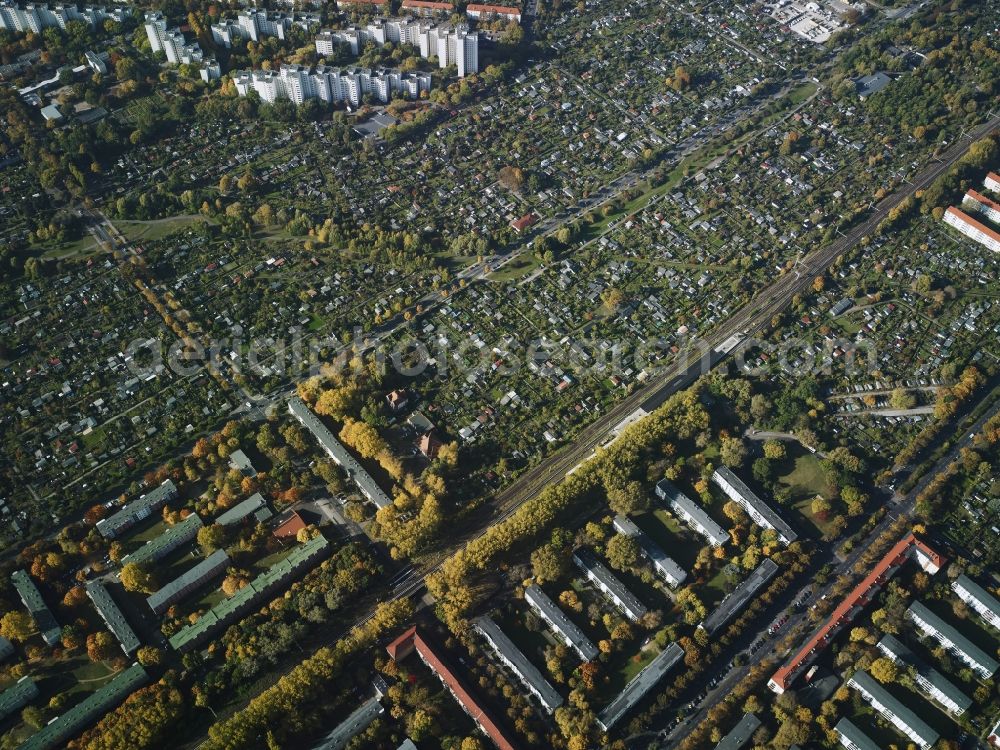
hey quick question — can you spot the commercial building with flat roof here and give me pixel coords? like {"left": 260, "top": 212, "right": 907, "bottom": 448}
{"left": 573, "top": 548, "right": 647, "bottom": 622}
{"left": 85, "top": 580, "right": 140, "bottom": 655}
{"left": 612, "top": 515, "right": 687, "bottom": 587}
{"left": 10, "top": 570, "right": 61, "bottom": 646}
{"left": 952, "top": 574, "right": 1000, "bottom": 630}
{"left": 0, "top": 676, "right": 38, "bottom": 722}
{"left": 386, "top": 627, "right": 518, "bottom": 750}
{"left": 474, "top": 616, "right": 563, "bottom": 713}
{"left": 215, "top": 493, "right": 268, "bottom": 526}
{"left": 311, "top": 697, "right": 383, "bottom": 750}
{"left": 714, "top": 713, "right": 760, "bottom": 750}
{"left": 17, "top": 664, "right": 148, "bottom": 750}
{"left": 711, "top": 467, "right": 797, "bottom": 545}
{"left": 170, "top": 536, "right": 329, "bottom": 652}
{"left": 524, "top": 585, "right": 598, "bottom": 662}
{"left": 288, "top": 397, "right": 392, "bottom": 509}
{"left": 96, "top": 479, "right": 178, "bottom": 539}
{"left": 834, "top": 717, "right": 880, "bottom": 750}
{"left": 701, "top": 559, "right": 779, "bottom": 635}
{"left": 597, "top": 643, "right": 684, "bottom": 731}
{"left": 120, "top": 512, "right": 203, "bottom": 568}
{"left": 655, "top": 479, "right": 728, "bottom": 548}
{"left": 876, "top": 634, "right": 971, "bottom": 716}
{"left": 769, "top": 532, "right": 944, "bottom": 693}
{"left": 907, "top": 600, "right": 998, "bottom": 679}
{"left": 847, "top": 670, "right": 939, "bottom": 750}
{"left": 146, "top": 549, "right": 230, "bottom": 615}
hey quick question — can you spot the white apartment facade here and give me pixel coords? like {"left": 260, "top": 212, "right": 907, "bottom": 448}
{"left": 952, "top": 574, "right": 1000, "bottom": 630}
{"left": 317, "top": 17, "right": 478, "bottom": 77}
{"left": 962, "top": 190, "right": 1000, "bottom": 226}
{"left": 847, "top": 671, "right": 939, "bottom": 750}
{"left": 0, "top": 1, "right": 128, "bottom": 32}
{"left": 144, "top": 12, "right": 203, "bottom": 64}
{"left": 943, "top": 206, "right": 1000, "bottom": 253}
{"left": 234, "top": 64, "right": 431, "bottom": 107}
{"left": 907, "top": 601, "right": 999, "bottom": 679}
{"left": 211, "top": 9, "right": 320, "bottom": 47}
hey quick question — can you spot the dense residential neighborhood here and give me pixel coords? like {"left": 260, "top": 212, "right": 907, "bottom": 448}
{"left": 0, "top": 0, "right": 997, "bottom": 746}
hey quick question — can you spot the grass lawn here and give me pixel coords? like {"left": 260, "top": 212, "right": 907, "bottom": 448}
{"left": 488, "top": 255, "right": 540, "bottom": 283}
{"left": 41, "top": 234, "right": 103, "bottom": 260}
{"left": 116, "top": 216, "right": 210, "bottom": 243}
{"left": 126, "top": 517, "right": 169, "bottom": 545}
{"left": 776, "top": 449, "right": 829, "bottom": 502}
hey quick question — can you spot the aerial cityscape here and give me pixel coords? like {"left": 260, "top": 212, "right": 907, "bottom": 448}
{"left": 0, "top": 0, "right": 997, "bottom": 747}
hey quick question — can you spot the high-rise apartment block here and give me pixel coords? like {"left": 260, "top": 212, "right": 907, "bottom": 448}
{"left": 316, "top": 17, "right": 478, "bottom": 77}
{"left": 234, "top": 64, "right": 431, "bottom": 107}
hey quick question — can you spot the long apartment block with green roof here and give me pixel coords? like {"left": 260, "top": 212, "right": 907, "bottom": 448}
{"left": 169, "top": 535, "right": 330, "bottom": 653}
{"left": 16, "top": 664, "right": 148, "bottom": 750}
{"left": 120, "top": 512, "right": 203, "bottom": 568}
{"left": 10, "top": 570, "right": 61, "bottom": 646}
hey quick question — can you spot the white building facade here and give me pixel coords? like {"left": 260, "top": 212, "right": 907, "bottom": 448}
{"left": 317, "top": 17, "right": 478, "bottom": 77}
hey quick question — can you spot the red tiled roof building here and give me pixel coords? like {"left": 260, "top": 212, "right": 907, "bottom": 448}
{"left": 386, "top": 627, "right": 519, "bottom": 750}
{"left": 768, "top": 532, "right": 944, "bottom": 693}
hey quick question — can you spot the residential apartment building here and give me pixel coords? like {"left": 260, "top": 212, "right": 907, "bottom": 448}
{"left": 17, "top": 664, "right": 148, "bottom": 750}
{"left": 612, "top": 515, "right": 687, "bottom": 587}
{"left": 907, "top": 600, "right": 998, "bottom": 679}
{"left": 120, "top": 512, "right": 203, "bottom": 568}
{"left": 401, "top": 0, "right": 452, "bottom": 16}
{"left": 834, "top": 717, "right": 880, "bottom": 750}
{"left": 573, "top": 548, "right": 648, "bottom": 622}
{"left": 96, "top": 478, "right": 177, "bottom": 540}
{"left": 701, "top": 558, "right": 779, "bottom": 635}
{"left": 597, "top": 643, "right": 684, "bottom": 731}
{"left": 11, "top": 569, "right": 61, "bottom": 646}
{"left": 714, "top": 713, "right": 761, "bottom": 750}
{"left": 465, "top": 3, "right": 521, "bottom": 22}
{"left": 215, "top": 492, "right": 270, "bottom": 526}
{"left": 655, "top": 479, "right": 729, "bottom": 548}
{"left": 953, "top": 574, "right": 1000, "bottom": 629}
{"left": 288, "top": 397, "right": 395, "bottom": 504}
{"left": 144, "top": 12, "right": 203, "bottom": 65}
{"left": 85, "top": 580, "right": 140, "bottom": 655}
{"left": 963, "top": 189, "right": 1000, "bottom": 225}
{"left": 524, "top": 584, "right": 599, "bottom": 662}
{"left": 846, "top": 670, "right": 939, "bottom": 750}
{"left": 387, "top": 626, "right": 518, "bottom": 750}
{"left": 316, "top": 17, "right": 479, "bottom": 77}
{"left": 312, "top": 697, "right": 383, "bottom": 750}
{"left": 418, "top": 22, "right": 477, "bottom": 76}
{"left": 876, "top": 633, "right": 971, "bottom": 716}
{"left": 984, "top": 171, "right": 1000, "bottom": 194}
{"left": 769, "top": 532, "right": 944, "bottom": 693}
{"left": 474, "top": 615, "right": 563, "bottom": 713}
{"left": 170, "top": 536, "right": 329, "bottom": 652}
{"left": 943, "top": 206, "right": 1000, "bottom": 253}
{"left": 0, "top": 1, "right": 128, "bottom": 33}
{"left": 210, "top": 8, "right": 319, "bottom": 47}
{"left": 0, "top": 676, "right": 38, "bottom": 723}
{"left": 146, "top": 548, "right": 230, "bottom": 615}
{"left": 711, "top": 467, "right": 797, "bottom": 545}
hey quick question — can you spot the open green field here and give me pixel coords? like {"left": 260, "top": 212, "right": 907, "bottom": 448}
{"left": 776, "top": 450, "right": 829, "bottom": 501}
{"left": 116, "top": 216, "right": 211, "bottom": 243}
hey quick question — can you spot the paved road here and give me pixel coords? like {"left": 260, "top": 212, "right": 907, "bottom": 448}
{"left": 833, "top": 405, "right": 935, "bottom": 418}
